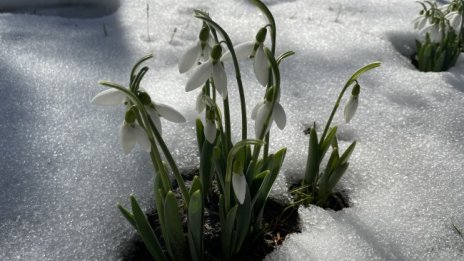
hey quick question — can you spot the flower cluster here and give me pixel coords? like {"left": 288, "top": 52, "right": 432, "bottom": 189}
{"left": 413, "top": 0, "right": 463, "bottom": 71}
{"left": 91, "top": 1, "right": 379, "bottom": 260}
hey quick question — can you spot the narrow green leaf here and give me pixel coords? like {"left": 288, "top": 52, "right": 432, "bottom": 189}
{"left": 188, "top": 190, "right": 204, "bottom": 261}
{"left": 346, "top": 61, "right": 381, "bottom": 86}
{"left": 327, "top": 163, "right": 349, "bottom": 194}
{"left": 117, "top": 204, "right": 136, "bottom": 229}
{"left": 319, "top": 126, "right": 338, "bottom": 162}
{"left": 195, "top": 119, "right": 205, "bottom": 153}
{"left": 189, "top": 176, "right": 202, "bottom": 198}
{"left": 339, "top": 141, "right": 357, "bottom": 165}
{"left": 130, "top": 195, "right": 167, "bottom": 261}
{"left": 304, "top": 124, "right": 319, "bottom": 186}
{"left": 164, "top": 191, "right": 187, "bottom": 260}
{"left": 222, "top": 205, "right": 238, "bottom": 259}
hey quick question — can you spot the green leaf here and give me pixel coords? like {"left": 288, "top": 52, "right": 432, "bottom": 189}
{"left": 339, "top": 141, "right": 356, "bottom": 165}
{"left": 195, "top": 119, "right": 205, "bottom": 153}
{"left": 200, "top": 138, "right": 215, "bottom": 195}
{"left": 276, "top": 51, "right": 295, "bottom": 65}
{"left": 221, "top": 205, "right": 238, "bottom": 259}
{"left": 164, "top": 191, "right": 187, "bottom": 260}
{"left": 346, "top": 61, "right": 381, "bottom": 86}
{"left": 319, "top": 126, "right": 338, "bottom": 162}
{"left": 304, "top": 124, "right": 319, "bottom": 187}
{"left": 117, "top": 204, "right": 136, "bottom": 229}
{"left": 130, "top": 195, "right": 167, "bottom": 261}
{"left": 189, "top": 176, "right": 202, "bottom": 198}
{"left": 188, "top": 190, "right": 204, "bottom": 261}
{"left": 130, "top": 54, "right": 153, "bottom": 82}
{"left": 327, "top": 163, "right": 349, "bottom": 194}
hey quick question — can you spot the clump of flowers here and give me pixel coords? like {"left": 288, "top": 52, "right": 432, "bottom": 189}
{"left": 291, "top": 63, "right": 380, "bottom": 208}
{"left": 413, "top": 0, "right": 463, "bottom": 71}
{"left": 92, "top": 1, "right": 380, "bottom": 260}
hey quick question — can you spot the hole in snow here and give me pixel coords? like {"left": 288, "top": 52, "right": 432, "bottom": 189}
{"left": 0, "top": 0, "right": 120, "bottom": 19}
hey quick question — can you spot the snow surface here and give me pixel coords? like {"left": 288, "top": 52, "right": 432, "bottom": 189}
{"left": 1, "top": 0, "right": 463, "bottom": 260}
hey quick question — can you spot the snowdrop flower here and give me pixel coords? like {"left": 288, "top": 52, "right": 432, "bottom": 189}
{"left": 204, "top": 119, "right": 216, "bottom": 144}
{"left": 419, "top": 22, "right": 443, "bottom": 43}
{"left": 445, "top": 11, "right": 462, "bottom": 33}
{"left": 222, "top": 27, "right": 270, "bottom": 86}
{"left": 344, "top": 83, "right": 360, "bottom": 123}
{"left": 251, "top": 98, "right": 286, "bottom": 139}
{"left": 146, "top": 102, "right": 186, "bottom": 136}
{"left": 413, "top": 14, "right": 429, "bottom": 30}
{"left": 232, "top": 171, "right": 247, "bottom": 204}
{"left": 119, "top": 117, "right": 151, "bottom": 154}
{"left": 178, "top": 26, "right": 212, "bottom": 73}
{"left": 186, "top": 44, "right": 228, "bottom": 98}
{"left": 203, "top": 107, "right": 217, "bottom": 144}
{"left": 91, "top": 88, "right": 127, "bottom": 106}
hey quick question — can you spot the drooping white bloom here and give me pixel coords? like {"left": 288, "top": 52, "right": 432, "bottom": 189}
{"left": 251, "top": 100, "right": 286, "bottom": 138}
{"left": 413, "top": 14, "right": 429, "bottom": 31}
{"left": 185, "top": 59, "right": 228, "bottom": 98}
{"left": 419, "top": 22, "right": 443, "bottom": 43}
{"left": 222, "top": 27, "right": 270, "bottom": 87}
{"left": 204, "top": 119, "right": 216, "bottom": 144}
{"left": 344, "top": 95, "right": 358, "bottom": 123}
{"left": 146, "top": 103, "right": 186, "bottom": 135}
{"left": 119, "top": 120, "right": 151, "bottom": 154}
{"left": 196, "top": 92, "right": 207, "bottom": 113}
{"left": 91, "top": 88, "right": 127, "bottom": 105}
{"left": 178, "top": 26, "right": 212, "bottom": 73}
{"left": 178, "top": 42, "right": 212, "bottom": 74}
{"left": 445, "top": 11, "right": 463, "bottom": 33}
{"left": 232, "top": 172, "right": 247, "bottom": 204}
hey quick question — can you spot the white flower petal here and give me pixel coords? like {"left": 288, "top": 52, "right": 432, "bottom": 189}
{"left": 273, "top": 102, "right": 287, "bottom": 130}
{"left": 196, "top": 93, "right": 206, "bottom": 113}
{"left": 204, "top": 120, "right": 216, "bottom": 144}
{"left": 91, "top": 89, "right": 126, "bottom": 106}
{"left": 221, "top": 41, "right": 255, "bottom": 62}
{"left": 147, "top": 107, "right": 163, "bottom": 136}
{"left": 344, "top": 96, "right": 358, "bottom": 123}
{"left": 179, "top": 43, "right": 201, "bottom": 73}
{"left": 120, "top": 122, "right": 136, "bottom": 154}
{"left": 155, "top": 103, "right": 186, "bottom": 123}
{"left": 446, "top": 12, "right": 462, "bottom": 33}
{"left": 255, "top": 102, "right": 272, "bottom": 138}
{"left": 212, "top": 63, "right": 227, "bottom": 98}
{"left": 134, "top": 125, "right": 151, "bottom": 152}
{"left": 232, "top": 172, "right": 247, "bottom": 205}
{"left": 251, "top": 100, "right": 265, "bottom": 120}
{"left": 254, "top": 45, "right": 270, "bottom": 86}
{"left": 186, "top": 61, "right": 212, "bottom": 92}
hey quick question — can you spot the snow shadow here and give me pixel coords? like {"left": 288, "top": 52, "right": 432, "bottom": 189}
{"left": 0, "top": 0, "right": 120, "bottom": 19}
{"left": 0, "top": 7, "right": 145, "bottom": 259}
{"left": 385, "top": 30, "right": 417, "bottom": 64}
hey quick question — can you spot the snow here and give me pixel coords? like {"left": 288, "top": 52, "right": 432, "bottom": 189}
{"left": 1, "top": 0, "right": 463, "bottom": 260}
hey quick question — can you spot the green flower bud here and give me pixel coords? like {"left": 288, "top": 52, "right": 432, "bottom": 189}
{"left": 199, "top": 26, "right": 210, "bottom": 43}
{"left": 138, "top": 91, "right": 152, "bottom": 105}
{"left": 206, "top": 107, "right": 215, "bottom": 121}
{"left": 255, "top": 27, "right": 267, "bottom": 43}
{"left": 265, "top": 86, "right": 275, "bottom": 102}
{"left": 232, "top": 159, "right": 244, "bottom": 174}
{"left": 351, "top": 83, "right": 360, "bottom": 96}
{"left": 125, "top": 108, "right": 137, "bottom": 123}
{"left": 210, "top": 44, "right": 222, "bottom": 61}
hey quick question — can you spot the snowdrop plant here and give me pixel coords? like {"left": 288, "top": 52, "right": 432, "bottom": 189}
{"left": 413, "top": 0, "right": 463, "bottom": 71}
{"left": 291, "top": 62, "right": 380, "bottom": 208}
{"left": 93, "top": 1, "right": 292, "bottom": 260}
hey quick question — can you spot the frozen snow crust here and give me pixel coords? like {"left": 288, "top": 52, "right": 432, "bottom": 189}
{"left": 1, "top": 0, "right": 463, "bottom": 260}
